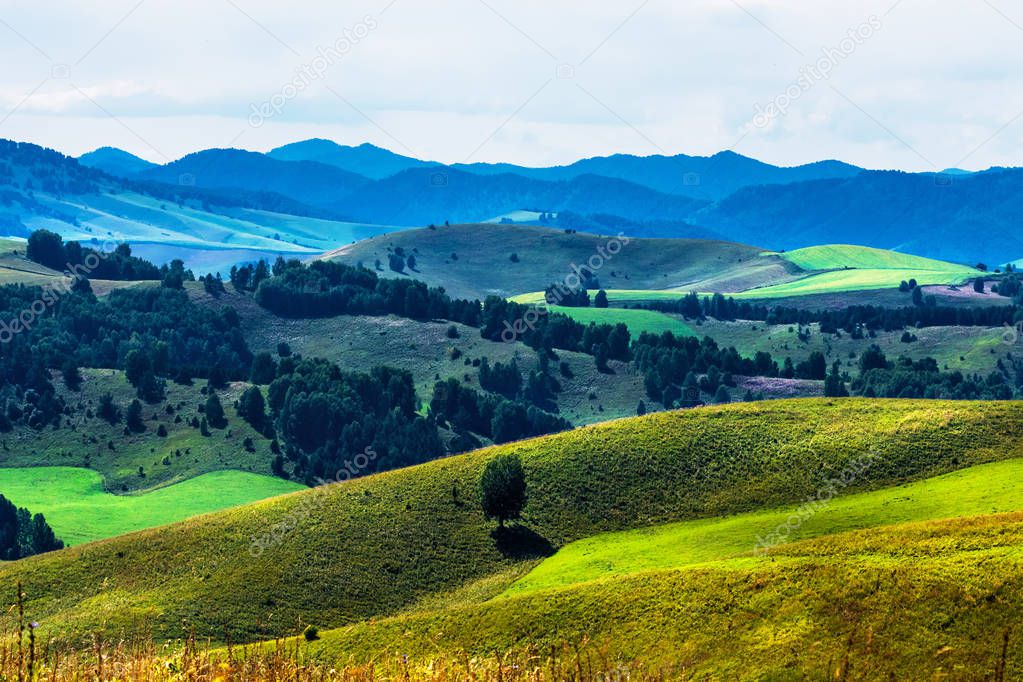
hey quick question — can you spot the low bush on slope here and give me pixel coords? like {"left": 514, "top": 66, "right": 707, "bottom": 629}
{"left": 2, "top": 399, "right": 1021, "bottom": 645}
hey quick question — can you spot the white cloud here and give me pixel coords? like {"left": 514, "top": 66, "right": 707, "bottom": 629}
{"left": 0, "top": 0, "right": 1021, "bottom": 170}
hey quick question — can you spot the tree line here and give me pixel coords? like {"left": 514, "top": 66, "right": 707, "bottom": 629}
{"left": 640, "top": 292, "right": 1023, "bottom": 331}
{"left": 0, "top": 495, "right": 63, "bottom": 559}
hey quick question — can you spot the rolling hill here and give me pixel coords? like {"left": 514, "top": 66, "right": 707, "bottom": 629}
{"left": 301, "top": 510, "right": 1023, "bottom": 679}
{"left": 322, "top": 223, "right": 797, "bottom": 300}
{"left": 2, "top": 399, "right": 1021, "bottom": 648}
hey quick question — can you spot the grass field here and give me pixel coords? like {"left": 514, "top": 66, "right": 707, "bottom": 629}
{"left": 303, "top": 510, "right": 1023, "bottom": 679}
{"left": 544, "top": 305, "right": 696, "bottom": 337}
{"left": 2, "top": 399, "right": 1021, "bottom": 646}
{"left": 504, "top": 457, "right": 1023, "bottom": 595}
{"left": 779, "top": 244, "right": 979, "bottom": 273}
{"left": 731, "top": 267, "right": 978, "bottom": 299}
{"left": 510, "top": 289, "right": 689, "bottom": 305}
{"left": 0, "top": 467, "right": 302, "bottom": 546}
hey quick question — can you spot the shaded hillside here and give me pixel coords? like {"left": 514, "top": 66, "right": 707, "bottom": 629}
{"left": 321, "top": 224, "right": 791, "bottom": 299}
{"left": 328, "top": 168, "right": 708, "bottom": 226}
{"left": 139, "top": 149, "right": 370, "bottom": 209}
{"left": 694, "top": 169, "right": 1023, "bottom": 264}
{"left": 455, "top": 150, "right": 863, "bottom": 200}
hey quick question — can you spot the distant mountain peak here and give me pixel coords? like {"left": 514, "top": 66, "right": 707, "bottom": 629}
{"left": 267, "top": 139, "right": 434, "bottom": 179}
{"left": 77, "top": 146, "right": 156, "bottom": 177}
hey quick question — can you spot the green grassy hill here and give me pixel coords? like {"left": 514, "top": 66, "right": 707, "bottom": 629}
{"left": 779, "top": 244, "right": 978, "bottom": 273}
{"left": 507, "top": 242, "right": 980, "bottom": 304}
{"left": 3, "top": 399, "right": 1021, "bottom": 648}
{"left": 0, "top": 467, "right": 301, "bottom": 546}
{"left": 505, "top": 456, "right": 1023, "bottom": 595}
{"left": 322, "top": 224, "right": 798, "bottom": 300}
{"left": 302, "top": 510, "right": 1023, "bottom": 679}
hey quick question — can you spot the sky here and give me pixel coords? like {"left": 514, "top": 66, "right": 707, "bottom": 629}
{"left": 0, "top": 0, "right": 1022, "bottom": 171}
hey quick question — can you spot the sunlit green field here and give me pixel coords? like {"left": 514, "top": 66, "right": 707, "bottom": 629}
{"left": 0, "top": 467, "right": 303, "bottom": 545}
{"left": 504, "top": 457, "right": 1023, "bottom": 596}
{"left": 543, "top": 305, "right": 696, "bottom": 337}
{"left": 779, "top": 244, "right": 978, "bottom": 273}
{"left": 730, "top": 267, "right": 977, "bottom": 299}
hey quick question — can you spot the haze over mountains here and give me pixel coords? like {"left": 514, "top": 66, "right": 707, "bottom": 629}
{"left": 0, "top": 137, "right": 1020, "bottom": 266}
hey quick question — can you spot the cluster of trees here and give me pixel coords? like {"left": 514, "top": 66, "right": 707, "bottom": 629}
{"left": 26, "top": 230, "right": 161, "bottom": 280}
{"left": 254, "top": 259, "right": 481, "bottom": 325}
{"left": 853, "top": 346, "right": 1017, "bottom": 400}
{"left": 544, "top": 285, "right": 591, "bottom": 307}
{"left": 478, "top": 358, "right": 522, "bottom": 397}
{"left": 633, "top": 332, "right": 781, "bottom": 407}
{"left": 429, "top": 378, "right": 570, "bottom": 445}
{"left": 0, "top": 283, "right": 252, "bottom": 431}
{"left": 229, "top": 260, "right": 271, "bottom": 292}
{"left": 994, "top": 274, "right": 1022, "bottom": 302}
{"left": 480, "top": 297, "right": 630, "bottom": 365}
{"left": 265, "top": 358, "right": 444, "bottom": 484}
{"left": 642, "top": 293, "right": 1023, "bottom": 332}
{"left": 0, "top": 495, "right": 64, "bottom": 559}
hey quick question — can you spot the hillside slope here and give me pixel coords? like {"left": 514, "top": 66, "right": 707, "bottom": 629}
{"left": 3, "top": 399, "right": 1021, "bottom": 645}
{"left": 322, "top": 224, "right": 797, "bottom": 299}
{"left": 328, "top": 168, "right": 708, "bottom": 226}
{"left": 694, "top": 169, "right": 1023, "bottom": 264}
{"left": 303, "top": 511, "right": 1023, "bottom": 679}
{"left": 138, "top": 149, "right": 370, "bottom": 209}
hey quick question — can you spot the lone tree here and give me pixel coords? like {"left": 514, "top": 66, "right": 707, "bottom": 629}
{"left": 480, "top": 454, "right": 527, "bottom": 527}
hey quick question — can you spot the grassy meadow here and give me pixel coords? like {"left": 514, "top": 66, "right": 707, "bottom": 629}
{"left": 543, "top": 305, "right": 696, "bottom": 337}
{"left": 779, "top": 244, "right": 979, "bottom": 273}
{"left": 0, "top": 467, "right": 302, "bottom": 545}
{"left": 1, "top": 399, "right": 1021, "bottom": 647}
{"left": 504, "top": 457, "right": 1023, "bottom": 595}
{"left": 302, "top": 510, "right": 1023, "bottom": 679}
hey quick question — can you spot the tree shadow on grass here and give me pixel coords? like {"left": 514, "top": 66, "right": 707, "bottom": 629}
{"left": 491, "top": 525, "right": 555, "bottom": 560}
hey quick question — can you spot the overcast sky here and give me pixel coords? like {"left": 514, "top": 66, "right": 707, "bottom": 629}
{"left": 1, "top": 0, "right": 1021, "bottom": 170}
